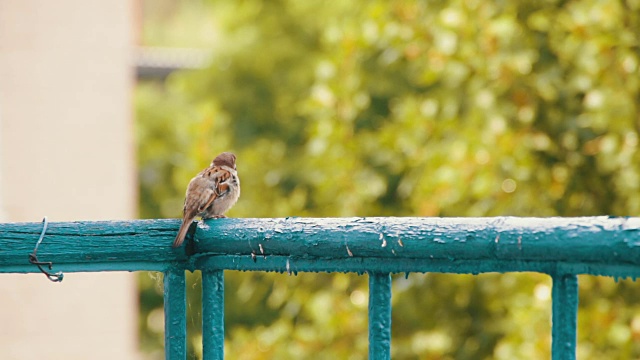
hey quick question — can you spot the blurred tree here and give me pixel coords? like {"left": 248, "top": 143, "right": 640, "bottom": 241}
{"left": 136, "top": 0, "right": 640, "bottom": 359}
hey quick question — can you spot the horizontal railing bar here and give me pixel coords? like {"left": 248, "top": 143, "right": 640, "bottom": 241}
{"left": 194, "top": 256, "right": 640, "bottom": 278}
{"left": 5, "top": 256, "right": 640, "bottom": 278}
{"left": 194, "top": 217, "right": 640, "bottom": 265}
{"left": 1, "top": 219, "right": 187, "bottom": 270}
{"left": 0, "top": 262, "right": 173, "bottom": 274}
{"left": 1, "top": 217, "right": 639, "bottom": 278}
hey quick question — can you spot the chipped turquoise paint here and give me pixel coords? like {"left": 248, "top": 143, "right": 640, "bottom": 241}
{"left": 1, "top": 216, "right": 640, "bottom": 359}
{"left": 368, "top": 273, "right": 392, "bottom": 360}
{"left": 552, "top": 274, "right": 578, "bottom": 360}
{"left": 164, "top": 269, "right": 186, "bottom": 360}
{"left": 0, "top": 219, "right": 187, "bottom": 273}
{"left": 202, "top": 270, "right": 225, "bottom": 360}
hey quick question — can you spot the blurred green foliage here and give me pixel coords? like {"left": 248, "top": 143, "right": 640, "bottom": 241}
{"left": 136, "top": 0, "right": 640, "bottom": 359}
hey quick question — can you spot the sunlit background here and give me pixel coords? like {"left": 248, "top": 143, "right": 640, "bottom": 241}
{"left": 1, "top": 0, "right": 640, "bottom": 359}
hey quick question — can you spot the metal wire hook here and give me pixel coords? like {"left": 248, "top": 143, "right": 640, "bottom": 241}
{"left": 28, "top": 217, "right": 64, "bottom": 282}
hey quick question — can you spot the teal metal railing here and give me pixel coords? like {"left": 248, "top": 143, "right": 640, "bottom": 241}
{"left": 2, "top": 217, "right": 640, "bottom": 359}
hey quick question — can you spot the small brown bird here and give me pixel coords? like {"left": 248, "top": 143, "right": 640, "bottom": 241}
{"left": 173, "top": 152, "right": 240, "bottom": 247}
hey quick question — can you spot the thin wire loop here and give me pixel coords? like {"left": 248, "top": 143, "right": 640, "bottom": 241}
{"left": 28, "top": 217, "right": 64, "bottom": 282}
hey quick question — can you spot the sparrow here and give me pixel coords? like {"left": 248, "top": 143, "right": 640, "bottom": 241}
{"left": 173, "top": 152, "right": 240, "bottom": 247}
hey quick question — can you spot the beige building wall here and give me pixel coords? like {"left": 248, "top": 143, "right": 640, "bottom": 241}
{"left": 0, "top": 1, "right": 140, "bottom": 359}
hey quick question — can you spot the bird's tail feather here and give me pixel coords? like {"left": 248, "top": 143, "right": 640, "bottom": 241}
{"left": 173, "top": 218, "right": 194, "bottom": 248}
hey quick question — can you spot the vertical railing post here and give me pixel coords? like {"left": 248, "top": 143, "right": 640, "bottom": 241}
{"left": 202, "top": 270, "right": 225, "bottom": 360}
{"left": 368, "top": 272, "right": 392, "bottom": 360}
{"left": 164, "top": 268, "right": 187, "bottom": 360}
{"left": 551, "top": 273, "right": 578, "bottom": 360}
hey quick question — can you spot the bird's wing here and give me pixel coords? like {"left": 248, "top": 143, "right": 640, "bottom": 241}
{"left": 183, "top": 176, "right": 215, "bottom": 217}
{"left": 196, "top": 166, "right": 232, "bottom": 212}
